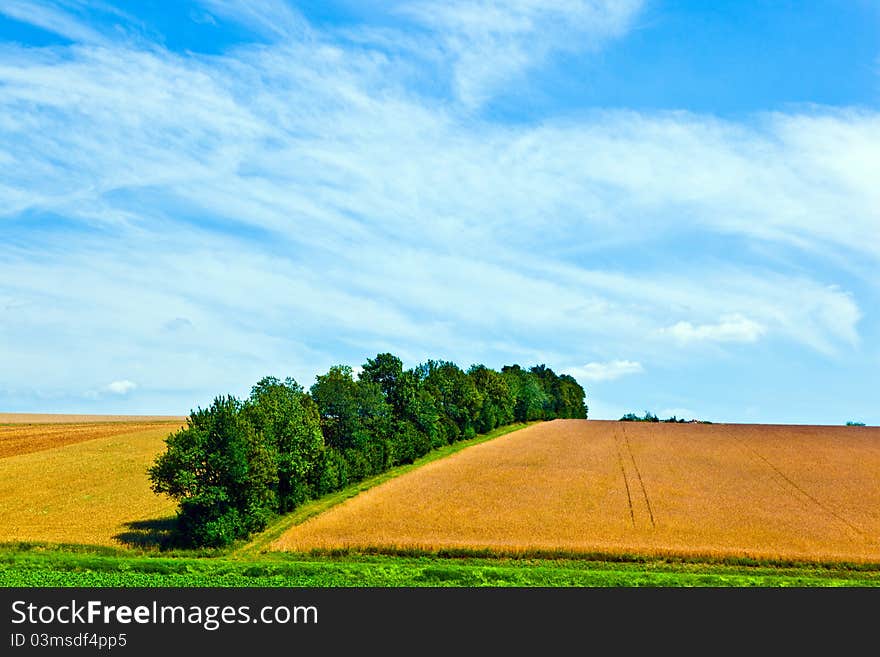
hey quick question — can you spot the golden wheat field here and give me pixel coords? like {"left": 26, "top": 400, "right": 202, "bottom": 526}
{"left": 273, "top": 419, "right": 880, "bottom": 562}
{"left": 0, "top": 418, "right": 183, "bottom": 546}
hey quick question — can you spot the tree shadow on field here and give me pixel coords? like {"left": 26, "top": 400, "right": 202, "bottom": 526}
{"left": 114, "top": 517, "right": 183, "bottom": 550}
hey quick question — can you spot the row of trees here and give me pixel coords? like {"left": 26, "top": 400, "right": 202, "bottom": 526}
{"left": 149, "top": 354, "right": 587, "bottom": 547}
{"left": 619, "top": 411, "right": 710, "bottom": 424}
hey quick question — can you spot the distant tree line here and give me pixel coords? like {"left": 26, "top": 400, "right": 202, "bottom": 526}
{"left": 620, "top": 411, "right": 711, "bottom": 424}
{"left": 620, "top": 411, "right": 661, "bottom": 423}
{"left": 149, "top": 354, "right": 587, "bottom": 547}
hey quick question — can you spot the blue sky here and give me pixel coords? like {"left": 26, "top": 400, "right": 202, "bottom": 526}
{"left": 0, "top": 1, "right": 878, "bottom": 424}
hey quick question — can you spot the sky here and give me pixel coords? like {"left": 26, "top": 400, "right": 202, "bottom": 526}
{"left": 0, "top": 0, "right": 878, "bottom": 424}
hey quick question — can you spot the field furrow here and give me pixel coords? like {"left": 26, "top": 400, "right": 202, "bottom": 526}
{"left": 614, "top": 438, "right": 636, "bottom": 529}
{"left": 0, "top": 418, "right": 184, "bottom": 459}
{"left": 620, "top": 425, "right": 656, "bottom": 529}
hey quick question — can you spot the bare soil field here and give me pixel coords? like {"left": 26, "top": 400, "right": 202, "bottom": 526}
{"left": 0, "top": 424, "right": 178, "bottom": 546}
{"left": 0, "top": 413, "right": 185, "bottom": 424}
{"left": 273, "top": 419, "right": 880, "bottom": 563}
{"left": 0, "top": 416, "right": 184, "bottom": 459}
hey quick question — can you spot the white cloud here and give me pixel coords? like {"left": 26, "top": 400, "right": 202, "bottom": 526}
{"left": 106, "top": 380, "right": 137, "bottom": 395}
{"left": 564, "top": 360, "right": 643, "bottom": 382}
{"left": 0, "top": 5, "right": 874, "bottom": 411}
{"left": 197, "top": 0, "right": 307, "bottom": 41}
{"left": 0, "top": 1, "right": 106, "bottom": 44}
{"left": 661, "top": 315, "right": 766, "bottom": 345}
{"left": 400, "top": 0, "right": 643, "bottom": 107}
{"left": 0, "top": 31, "right": 876, "bottom": 271}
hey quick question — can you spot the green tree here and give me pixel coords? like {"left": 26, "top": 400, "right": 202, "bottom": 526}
{"left": 245, "top": 376, "right": 324, "bottom": 513}
{"left": 398, "top": 369, "right": 443, "bottom": 452}
{"left": 148, "top": 395, "right": 277, "bottom": 547}
{"left": 310, "top": 365, "right": 393, "bottom": 476}
{"left": 418, "top": 360, "right": 483, "bottom": 442}
{"left": 310, "top": 365, "right": 361, "bottom": 450}
{"left": 502, "top": 365, "right": 549, "bottom": 422}
{"left": 361, "top": 352, "right": 404, "bottom": 400}
{"left": 620, "top": 411, "right": 659, "bottom": 422}
{"left": 556, "top": 374, "right": 588, "bottom": 419}
{"left": 529, "top": 364, "right": 560, "bottom": 419}
{"left": 468, "top": 364, "right": 514, "bottom": 433}
{"left": 361, "top": 353, "right": 440, "bottom": 460}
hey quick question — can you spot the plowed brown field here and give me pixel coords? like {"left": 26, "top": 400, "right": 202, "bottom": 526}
{"left": 0, "top": 416, "right": 184, "bottom": 459}
{"left": 0, "top": 413, "right": 185, "bottom": 424}
{"left": 272, "top": 419, "right": 880, "bottom": 563}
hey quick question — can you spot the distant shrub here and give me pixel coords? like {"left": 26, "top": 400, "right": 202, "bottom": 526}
{"left": 620, "top": 411, "right": 659, "bottom": 423}
{"left": 621, "top": 411, "right": 708, "bottom": 424}
{"left": 846, "top": 421, "right": 866, "bottom": 427}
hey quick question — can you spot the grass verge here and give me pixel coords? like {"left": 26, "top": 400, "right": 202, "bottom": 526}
{"left": 2, "top": 544, "right": 879, "bottom": 587}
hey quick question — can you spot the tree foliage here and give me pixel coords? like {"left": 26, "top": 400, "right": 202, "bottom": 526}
{"left": 620, "top": 411, "right": 708, "bottom": 423}
{"left": 149, "top": 395, "right": 277, "bottom": 547}
{"left": 245, "top": 377, "right": 323, "bottom": 512}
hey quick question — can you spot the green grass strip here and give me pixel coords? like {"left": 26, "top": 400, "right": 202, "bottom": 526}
{"left": 1, "top": 550, "right": 879, "bottom": 587}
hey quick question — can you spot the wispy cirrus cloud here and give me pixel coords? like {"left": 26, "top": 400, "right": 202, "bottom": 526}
{"left": 0, "top": 1, "right": 875, "bottom": 416}
{"left": 196, "top": 0, "right": 307, "bottom": 41}
{"left": 0, "top": 0, "right": 150, "bottom": 45}
{"left": 398, "top": 0, "right": 644, "bottom": 107}
{"left": 0, "top": 0, "right": 106, "bottom": 43}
